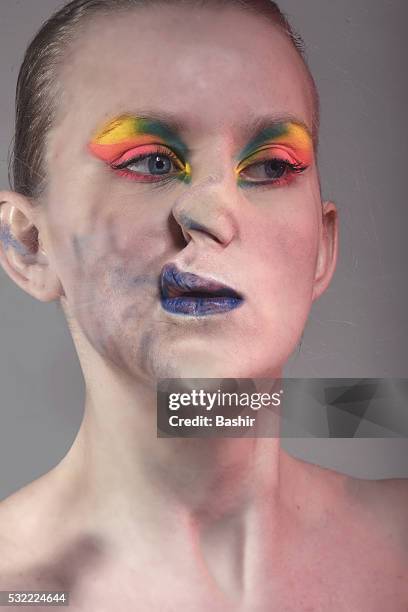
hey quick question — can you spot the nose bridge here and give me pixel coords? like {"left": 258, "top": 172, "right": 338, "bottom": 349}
{"left": 171, "top": 171, "right": 239, "bottom": 246}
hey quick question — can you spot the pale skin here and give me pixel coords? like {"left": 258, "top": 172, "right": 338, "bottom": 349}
{"left": 0, "top": 5, "right": 407, "bottom": 611}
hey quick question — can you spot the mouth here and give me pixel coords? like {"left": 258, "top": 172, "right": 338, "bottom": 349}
{"left": 160, "top": 263, "right": 244, "bottom": 316}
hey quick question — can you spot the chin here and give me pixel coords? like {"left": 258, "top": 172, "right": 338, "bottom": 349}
{"left": 146, "top": 349, "right": 228, "bottom": 380}
{"left": 143, "top": 344, "right": 282, "bottom": 382}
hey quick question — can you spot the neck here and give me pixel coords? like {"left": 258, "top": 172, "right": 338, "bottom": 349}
{"left": 73, "top": 364, "right": 284, "bottom": 519}
{"left": 54, "top": 340, "right": 312, "bottom": 600}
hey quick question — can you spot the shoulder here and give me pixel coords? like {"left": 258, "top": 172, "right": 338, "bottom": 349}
{"left": 0, "top": 474, "right": 77, "bottom": 588}
{"left": 306, "top": 466, "right": 408, "bottom": 589}
{"left": 295, "top": 457, "right": 408, "bottom": 554}
{"left": 0, "top": 475, "right": 106, "bottom": 594}
{"left": 301, "top": 455, "right": 408, "bottom": 518}
{"left": 0, "top": 480, "right": 48, "bottom": 583}
{"left": 345, "top": 475, "right": 408, "bottom": 518}
{"left": 343, "top": 475, "right": 408, "bottom": 564}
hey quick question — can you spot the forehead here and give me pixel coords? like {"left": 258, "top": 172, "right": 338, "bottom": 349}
{"left": 57, "top": 4, "right": 314, "bottom": 142}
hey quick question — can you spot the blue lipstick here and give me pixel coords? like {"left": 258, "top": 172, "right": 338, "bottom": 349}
{"left": 160, "top": 263, "right": 244, "bottom": 316}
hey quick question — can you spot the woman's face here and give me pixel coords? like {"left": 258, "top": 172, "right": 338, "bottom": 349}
{"left": 40, "top": 4, "right": 334, "bottom": 381}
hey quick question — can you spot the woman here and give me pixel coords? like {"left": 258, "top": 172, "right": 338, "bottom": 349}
{"left": 0, "top": 0, "right": 406, "bottom": 609}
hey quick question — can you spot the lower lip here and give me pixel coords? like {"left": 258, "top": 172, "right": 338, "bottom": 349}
{"left": 161, "top": 296, "right": 243, "bottom": 316}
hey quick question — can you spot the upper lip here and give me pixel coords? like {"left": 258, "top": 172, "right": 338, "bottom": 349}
{"left": 160, "top": 263, "right": 243, "bottom": 299}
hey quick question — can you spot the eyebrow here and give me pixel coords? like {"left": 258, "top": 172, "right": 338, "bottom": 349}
{"left": 91, "top": 111, "right": 191, "bottom": 159}
{"left": 91, "top": 110, "right": 313, "bottom": 160}
{"left": 236, "top": 114, "right": 313, "bottom": 160}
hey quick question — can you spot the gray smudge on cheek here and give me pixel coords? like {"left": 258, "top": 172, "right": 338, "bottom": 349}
{"left": 121, "top": 301, "right": 142, "bottom": 324}
{"left": 138, "top": 328, "right": 154, "bottom": 375}
{"left": 111, "top": 266, "right": 159, "bottom": 293}
{"left": 68, "top": 218, "right": 161, "bottom": 377}
{"left": 0, "top": 223, "right": 30, "bottom": 255}
{"left": 131, "top": 273, "right": 160, "bottom": 289}
{"left": 71, "top": 234, "right": 85, "bottom": 264}
{"left": 70, "top": 233, "right": 97, "bottom": 266}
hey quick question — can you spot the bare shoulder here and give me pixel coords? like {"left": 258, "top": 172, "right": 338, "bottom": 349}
{"left": 370, "top": 477, "right": 408, "bottom": 541}
{"left": 378, "top": 475, "right": 408, "bottom": 502}
{"left": 342, "top": 474, "right": 408, "bottom": 567}
{"left": 345, "top": 474, "right": 408, "bottom": 517}
{"left": 295, "top": 457, "right": 408, "bottom": 555}
{"left": 303, "top": 455, "right": 408, "bottom": 515}
{"left": 0, "top": 477, "right": 55, "bottom": 582}
{"left": 0, "top": 475, "right": 79, "bottom": 587}
{"left": 0, "top": 475, "right": 107, "bottom": 597}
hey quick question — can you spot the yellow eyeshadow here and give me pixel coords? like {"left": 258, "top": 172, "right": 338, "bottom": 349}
{"left": 286, "top": 123, "right": 313, "bottom": 149}
{"left": 93, "top": 116, "right": 138, "bottom": 145}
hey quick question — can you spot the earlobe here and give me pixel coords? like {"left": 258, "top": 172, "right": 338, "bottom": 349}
{"left": 312, "top": 201, "right": 338, "bottom": 302}
{"left": 0, "top": 190, "right": 63, "bottom": 302}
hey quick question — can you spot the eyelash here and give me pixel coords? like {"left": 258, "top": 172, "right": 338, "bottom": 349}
{"left": 238, "top": 158, "right": 308, "bottom": 188}
{"left": 111, "top": 145, "right": 185, "bottom": 183}
{"left": 110, "top": 146, "right": 308, "bottom": 188}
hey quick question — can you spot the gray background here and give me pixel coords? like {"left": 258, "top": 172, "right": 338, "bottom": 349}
{"left": 0, "top": 0, "right": 407, "bottom": 500}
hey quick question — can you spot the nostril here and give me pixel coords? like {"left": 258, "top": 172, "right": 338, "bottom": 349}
{"left": 178, "top": 214, "right": 227, "bottom": 246}
{"left": 180, "top": 226, "right": 191, "bottom": 245}
{"left": 171, "top": 185, "right": 238, "bottom": 248}
{"left": 167, "top": 214, "right": 189, "bottom": 249}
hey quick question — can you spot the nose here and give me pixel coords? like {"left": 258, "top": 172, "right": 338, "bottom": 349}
{"left": 171, "top": 174, "right": 239, "bottom": 248}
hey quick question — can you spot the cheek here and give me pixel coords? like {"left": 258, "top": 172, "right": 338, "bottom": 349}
{"left": 50, "top": 212, "right": 171, "bottom": 366}
{"left": 49, "top": 200, "right": 171, "bottom": 295}
{"left": 242, "top": 201, "right": 320, "bottom": 359}
{"left": 73, "top": 219, "right": 165, "bottom": 294}
{"left": 270, "top": 217, "right": 318, "bottom": 343}
{"left": 272, "top": 215, "right": 319, "bottom": 285}
{"left": 247, "top": 202, "right": 319, "bottom": 292}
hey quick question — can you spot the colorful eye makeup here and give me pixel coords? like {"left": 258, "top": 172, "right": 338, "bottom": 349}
{"left": 235, "top": 122, "right": 313, "bottom": 188}
{"left": 88, "top": 116, "right": 313, "bottom": 189}
{"left": 88, "top": 115, "right": 192, "bottom": 184}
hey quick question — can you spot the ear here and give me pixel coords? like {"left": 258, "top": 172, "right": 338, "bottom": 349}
{"left": 0, "top": 190, "right": 63, "bottom": 302}
{"left": 312, "top": 201, "right": 338, "bottom": 302}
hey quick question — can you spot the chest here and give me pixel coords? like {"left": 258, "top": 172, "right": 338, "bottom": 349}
{"left": 66, "top": 542, "right": 407, "bottom": 612}
{"left": 2, "top": 523, "right": 407, "bottom": 612}
{"left": 261, "top": 529, "right": 408, "bottom": 612}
